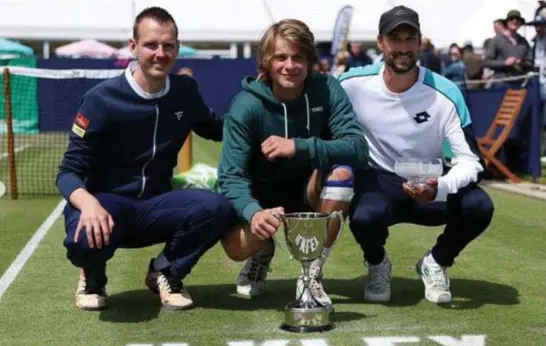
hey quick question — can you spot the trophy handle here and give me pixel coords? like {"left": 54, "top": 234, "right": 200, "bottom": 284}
{"left": 327, "top": 210, "right": 345, "bottom": 253}
{"left": 271, "top": 212, "right": 294, "bottom": 260}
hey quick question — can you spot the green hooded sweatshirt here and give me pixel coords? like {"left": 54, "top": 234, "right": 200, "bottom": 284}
{"left": 217, "top": 73, "right": 369, "bottom": 223}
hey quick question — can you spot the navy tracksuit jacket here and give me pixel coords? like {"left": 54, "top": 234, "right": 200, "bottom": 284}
{"left": 57, "top": 67, "right": 237, "bottom": 279}
{"left": 57, "top": 70, "right": 223, "bottom": 200}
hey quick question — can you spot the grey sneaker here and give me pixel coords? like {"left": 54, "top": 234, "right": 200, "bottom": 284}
{"left": 236, "top": 238, "right": 275, "bottom": 297}
{"left": 364, "top": 253, "right": 392, "bottom": 302}
{"left": 416, "top": 251, "right": 452, "bottom": 304}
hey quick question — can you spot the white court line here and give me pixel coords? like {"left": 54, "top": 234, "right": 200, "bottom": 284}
{"left": 0, "top": 144, "right": 31, "bottom": 160}
{"left": 0, "top": 199, "right": 66, "bottom": 300}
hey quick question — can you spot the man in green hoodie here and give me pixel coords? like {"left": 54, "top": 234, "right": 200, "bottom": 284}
{"left": 217, "top": 19, "right": 369, "bottom": 309}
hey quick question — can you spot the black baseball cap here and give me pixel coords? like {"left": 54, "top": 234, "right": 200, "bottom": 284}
{"left": 379, "top": 5, "right": 420, "bottom": 35}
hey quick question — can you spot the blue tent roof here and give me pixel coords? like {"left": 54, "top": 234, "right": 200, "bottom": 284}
{"left": 178, "top": 45, "right": 196, "bottom": 57}
{"left": 0, "top": 38, "right": 33, "bottom": 55}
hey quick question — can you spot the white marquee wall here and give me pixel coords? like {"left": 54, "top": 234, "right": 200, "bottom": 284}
{"left": 0, "top": 0, "right": 541, "bottom": 49}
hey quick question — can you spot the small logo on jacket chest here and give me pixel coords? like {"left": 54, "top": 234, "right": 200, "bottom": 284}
{"left": 175, "top": 111, "right": 184, "bottom": 120}
{"left": 413, "top": 111, "right": 431, "bottom": 124}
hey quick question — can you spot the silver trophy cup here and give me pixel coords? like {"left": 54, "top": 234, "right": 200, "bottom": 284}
{"left": 278, "top": 211, "right": 343, "bottom": 333}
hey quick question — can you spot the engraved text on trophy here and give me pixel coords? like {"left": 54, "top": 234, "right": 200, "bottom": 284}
{"left": 295, "top": 234, "right": 319, "bottom": 255}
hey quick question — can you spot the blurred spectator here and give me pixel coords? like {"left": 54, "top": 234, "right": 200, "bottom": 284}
{"left": 312, "top": 57, "right": 331, "bottom": 74}
{"left": 419, "top": 37, "right": 443, "bottom": 74}
{"left": 493, "top": 18, "right": 507, "bottom": 36}
{"left": 440, "top": 43, "right": 458, "bottom": 69}
{"left": 319, "top": 58, "right": 331, "bottom": 73}
{"left": 482, "top": 19, "right": 507, "bottom": 52}
{"left": 484, "top": 10, "right": 533, "bottom": 81}
{"left": 345, "top": 41, "right": 373, "bottom": 70}
{"left": 483, "top": 38, "right": 493, "bottom": 52}
{"left": 178, "top": 67, "right": 194, "bottom": 77}
{"left": 528, "top": 13, "right": 546, "bottom": 157}
{"left": 443, "top": 44, "right": 465, "bottom": 88}
{"left": 331, "top": 50, "right": 349, "bottom": 77}
{"left": 531, "top": 15, "right": 546, "bottom": 80}
{"left": 462, "top": 44, "right": 485, "bottom": 87}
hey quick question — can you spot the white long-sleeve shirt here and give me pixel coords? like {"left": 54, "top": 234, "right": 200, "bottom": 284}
{"left": 339, "top": 62, "right": 483, "bottom": 202}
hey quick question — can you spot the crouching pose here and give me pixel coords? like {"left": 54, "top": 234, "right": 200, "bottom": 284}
{"left": 217, "top": 19, "right": 369, "bottom": 310}
{"left": 340, "top": 5, "right": 494, "bottom": 304}
{"left": 57, "top": 7, "right": 238, "bottom": 311}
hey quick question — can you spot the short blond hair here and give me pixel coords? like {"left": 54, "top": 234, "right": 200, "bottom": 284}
{"left": 257, "top": 19, "right": 318, "bottom": 81}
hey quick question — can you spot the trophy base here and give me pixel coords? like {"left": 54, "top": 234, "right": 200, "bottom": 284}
{"left": 279, "top": 323, "right": 333, "bottom": 333}
{"left": 280, "top": 305, "right": 333, "bottom": 333}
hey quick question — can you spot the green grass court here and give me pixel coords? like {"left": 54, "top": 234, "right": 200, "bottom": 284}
{"left": 0, "top": 137, "right": 545, "bottom": 346}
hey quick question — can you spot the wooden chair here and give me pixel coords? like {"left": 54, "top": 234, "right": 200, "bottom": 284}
{"left": 477, "top": 88, "right": 527, "bottom": 183}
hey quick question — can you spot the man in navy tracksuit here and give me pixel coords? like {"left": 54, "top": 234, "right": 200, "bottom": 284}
{"left": 57, "top": 7, "right": 237, "bottom": 311}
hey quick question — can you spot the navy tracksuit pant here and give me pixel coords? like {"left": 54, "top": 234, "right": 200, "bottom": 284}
{"left": 349, "top": 168, "right": 494, "bottom": 267}
{"left": 63, "top": 188, "right": 237, "bottom": 280}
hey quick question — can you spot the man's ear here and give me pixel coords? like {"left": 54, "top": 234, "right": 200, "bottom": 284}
{"left": 376, "top": 35, "right": 384, "bottom": 52}
{"left": 128, "top": 38, "right": 137, "bottom": 57}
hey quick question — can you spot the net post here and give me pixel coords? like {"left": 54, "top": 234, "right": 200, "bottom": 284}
{"left": 3, "top": 67, "right": 18, "bottom": 200}
{"left": 177, "top": 132, "right": 193, "bottom": 173}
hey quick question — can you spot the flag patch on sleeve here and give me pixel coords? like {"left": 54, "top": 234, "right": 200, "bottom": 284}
{"left": 72, "top": 113, "right": 89, "bottom": 138}
{"left": 75, "top": 113, "right": 89, "bottom": 129}
{"left": 72, "top": 123, "right": 86, "bottom": 138}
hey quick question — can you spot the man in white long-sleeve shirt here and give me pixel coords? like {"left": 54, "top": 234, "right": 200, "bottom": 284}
{"left": 339, "top": 5, "right": 494, "bottom": 304}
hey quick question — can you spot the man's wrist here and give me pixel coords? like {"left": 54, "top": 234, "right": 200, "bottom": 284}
{"left": 294, "top": 138, "right": 310, "bottom": 159}
{"left": 242, "top": 202, "right": 263, "bottom": 224}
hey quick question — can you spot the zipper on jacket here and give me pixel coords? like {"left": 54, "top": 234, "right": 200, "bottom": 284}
{"left": 138, "top": 105, "right": 159, "bottom": 198}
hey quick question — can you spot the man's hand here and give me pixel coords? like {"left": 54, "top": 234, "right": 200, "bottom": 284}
{"left": 74, "top": 199, "right": 115, "bottom": 249}
{"left": 505, "top": 56, "right": 518, "bottom": 66}
{"left": 250, "top": 207, "right": 285, "bottom": 240}
{"left": 403, "top": 178, "right": 438, "bottom": 203}
{"left": 261, "top": 135, "right": 295, "bottom": 161}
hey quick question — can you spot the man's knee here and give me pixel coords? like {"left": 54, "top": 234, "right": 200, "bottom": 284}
{"left": 328, "top": 165, "right": 354, "bottom": 182}
{"left": 198, "top": 192, "right": 238, "bottom": 232}
{"left": 320, "top": 165, "right": 355, "bottom": 202}
{"left": 460, "top": 187, "right": 495, "bottom": 226}
{"left": 63, "top": 227, "right": 113, "bottom": 268}
{"left": 221, "top": 224, "right": 260, "bottom": 262}
{"left": 349, "top": 194, "right": 389, "bottom": 231}
{"left": 221, "top": 237, "right": 250, "bottom": 262}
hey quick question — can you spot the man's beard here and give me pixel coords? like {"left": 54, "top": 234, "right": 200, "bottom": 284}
{"left": 384, "top": 52, "right": 417, "bottom": 74}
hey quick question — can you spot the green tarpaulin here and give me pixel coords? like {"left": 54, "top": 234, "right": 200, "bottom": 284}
{"left": 0, "top": 56, "right": 38, "bottom": 134}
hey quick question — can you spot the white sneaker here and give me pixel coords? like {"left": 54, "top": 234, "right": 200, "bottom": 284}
{"left": 75, "top": 268, "right": 107, "bottom": 311}
{"left": 364, "top": 253, "right": 392, "bottom": 302}
{"left": 416, "top": 251, "right": 452, "bottom": 304}
{"left": 236, "top": 238, "right": 275, "bottom": 297}
{"left": 145, "top": 259, "right": 194, "bottom": 310}
{"left": 296, "top": 263, "right": 333, "bottom": 311}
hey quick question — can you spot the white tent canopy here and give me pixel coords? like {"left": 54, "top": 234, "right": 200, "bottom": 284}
{"left": 0, "top": 0, "right": 541, "bottom": 49}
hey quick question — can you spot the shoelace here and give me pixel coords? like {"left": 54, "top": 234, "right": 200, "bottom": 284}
{"left": 157, "top": 273, "right": 183, "bottom": 293}
{"left": 428, "top": 266, "right": 450, "bottom": 290}
{"left": 246, "top": 261, "right": 271, "bottom": 283}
